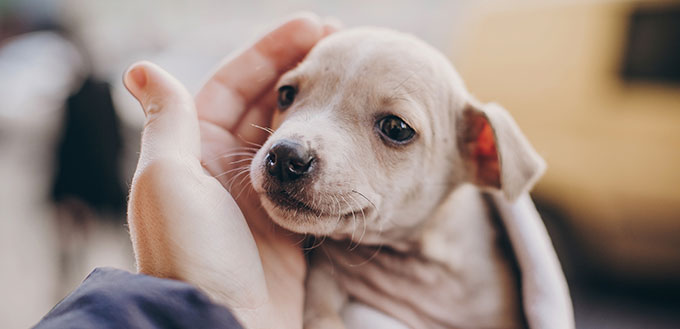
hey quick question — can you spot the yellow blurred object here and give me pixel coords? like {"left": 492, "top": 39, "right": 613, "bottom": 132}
{"left": 454, "top": 1, "right": 680, "bottom": 280}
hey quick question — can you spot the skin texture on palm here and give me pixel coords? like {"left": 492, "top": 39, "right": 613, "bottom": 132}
{"left": 124, "top": 14, "right": 338, "bottom": 329}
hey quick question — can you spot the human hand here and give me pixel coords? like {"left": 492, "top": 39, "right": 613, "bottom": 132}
{"left": 124, "top": 14, "right": 338, "bottom": 329}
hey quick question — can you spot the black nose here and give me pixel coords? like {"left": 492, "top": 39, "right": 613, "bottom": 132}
{"left": 266, "top": 140, "right": 314, "bottom": 182}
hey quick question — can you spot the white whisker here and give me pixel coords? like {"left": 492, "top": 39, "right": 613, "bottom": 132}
{"left": 226, "top": 168, "right": 251, "bottom": 191}
{"left": 227, "top": 157, "right": 255, "bottom": 166}
{"left": 213, "top": 164, "right": 251, "bottom": 179}
{"left": 233, "top": 171, "right": 253, "bottom": 200}
{"left": 249, "top": 123, "right": 275, "bottom": 135}
{"left": 347, "top": 193, "right": 367, "bottom": 251}
{"left": 340, "top": 195, "right": 357, "bottom": 246}
{"left": 202, "top": 148, "right": 258, "bottom": 165}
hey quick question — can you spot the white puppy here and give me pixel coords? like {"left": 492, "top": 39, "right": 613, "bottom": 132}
{"left": 249, "top": 27, "right": 565, "bottom": 329}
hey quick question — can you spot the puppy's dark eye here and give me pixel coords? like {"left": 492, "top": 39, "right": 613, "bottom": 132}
{"left": 377, "top": 115, "right": 416, "bottom": 143}
{"left": 277, "top": 85, "right": 297, "bottom": 110}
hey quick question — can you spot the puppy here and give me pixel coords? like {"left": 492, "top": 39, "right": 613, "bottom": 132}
{"left": 250, "top": 27, "right": 552, "bottom": 329}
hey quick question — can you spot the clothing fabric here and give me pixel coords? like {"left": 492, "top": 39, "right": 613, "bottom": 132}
{"left": 34, "top": 268, "right": 242, "bottom": 329}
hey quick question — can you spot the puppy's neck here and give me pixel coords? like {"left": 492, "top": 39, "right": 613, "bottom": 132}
{"left": 418, "top": 184, "right": 503, "bottom": 265}
{"left": 368, "top": 183, "right": 494, "bottom": 257}
{"left": 316, "top": 183, "right": 524, "bottom": 329}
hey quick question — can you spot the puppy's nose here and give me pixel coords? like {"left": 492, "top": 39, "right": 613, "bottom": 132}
{"left": 266, "top": 140, "right": 314, "bottom": 182}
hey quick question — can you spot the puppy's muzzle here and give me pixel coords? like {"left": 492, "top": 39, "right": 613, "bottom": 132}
{"left": 266, "top": 139, "right": 314, "bottom": 182}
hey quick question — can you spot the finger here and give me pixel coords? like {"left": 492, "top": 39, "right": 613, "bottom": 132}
{"left": 195, "top": 13, "right": 326, "bottom": 132}
{"left": 124, "top": 61, "right": 201, "bottom": 167}
{"left": 224, "top": 17, "right": 344, "bottom": 143}
{"left": 198, "top": 120, "right": 243, "bottom": 187}
{"left": 230, "top": 88, "right": 277, "bottom": 146}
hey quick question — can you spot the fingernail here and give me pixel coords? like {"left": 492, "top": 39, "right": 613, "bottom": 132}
{"left": 128, "top": 66, "right": 147, "bottom": 89}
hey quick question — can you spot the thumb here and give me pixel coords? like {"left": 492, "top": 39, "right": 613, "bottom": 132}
{"left": 124, "top": 61, "right": 201, "bottom": 167}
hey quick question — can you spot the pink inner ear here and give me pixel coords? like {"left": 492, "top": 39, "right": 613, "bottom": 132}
{"left": 473, "top": 120, "right": 501, "bottom": 188}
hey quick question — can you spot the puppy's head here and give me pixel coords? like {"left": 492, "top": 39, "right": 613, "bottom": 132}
{"left": 250, "top": 28, "right": 545, "bottom": 243}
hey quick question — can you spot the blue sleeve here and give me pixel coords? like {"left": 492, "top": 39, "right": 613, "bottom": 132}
{"left": 34, "top": 267, "right": 243, "bottom": 329}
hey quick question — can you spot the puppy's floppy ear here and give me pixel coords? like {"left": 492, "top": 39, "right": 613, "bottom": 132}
{"left": 458, "top": 102, "right": 546, "bottom": 201}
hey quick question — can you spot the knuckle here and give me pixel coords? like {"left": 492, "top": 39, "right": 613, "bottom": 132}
{"left": 144, "top": 102, "right": 162, "bottom": 116}
{"left": 132, "top": 158, "right": 185, "bottom": 193}
{"left": 142, "top": 94, "right": 194, "bottom": 129}
{"left": 131, "top": 156, "right": 202, "bottom": 197}
{"left": 142, "top": 113, "right": 159, "bottom": 130}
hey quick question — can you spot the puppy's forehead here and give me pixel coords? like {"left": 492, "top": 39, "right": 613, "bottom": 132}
{"left": 278, "top": 28, "right": 469, "bottom": 142}
{"left": 302, "top": 28, "right": 440, "bottom": 87}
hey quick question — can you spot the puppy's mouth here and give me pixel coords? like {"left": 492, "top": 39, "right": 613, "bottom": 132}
{"left": 263, "top": 190, "right": 370, "bottom": 220}
{"left": 266, "top": 190, "right": 322, "bottom": 216}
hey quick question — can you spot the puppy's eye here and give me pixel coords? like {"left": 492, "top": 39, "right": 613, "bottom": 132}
{"left": 377, "top": 115, "right": 416, "bottom": 143}
{"left": 277, "top": 85, "right": 297, "bottom": 110}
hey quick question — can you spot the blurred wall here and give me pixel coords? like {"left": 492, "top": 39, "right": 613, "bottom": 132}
{"left": 453, "top": 1, "right": 680, "bottom": 281}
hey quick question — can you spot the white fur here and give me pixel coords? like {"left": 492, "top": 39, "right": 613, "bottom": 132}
{"left": 248, "top": 27, "right": 573, "bottom": 329}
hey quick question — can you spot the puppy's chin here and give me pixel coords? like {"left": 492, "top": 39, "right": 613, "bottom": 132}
{"left": 258, "top": 193, "right": 373, "bottom": 236}
{"left": 259, "top": 196, "right": 334, "bottom": 235}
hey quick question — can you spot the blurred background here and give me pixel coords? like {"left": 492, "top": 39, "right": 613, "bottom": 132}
{"left": 1, "top": 0, "right": 678, "bottom": 328}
